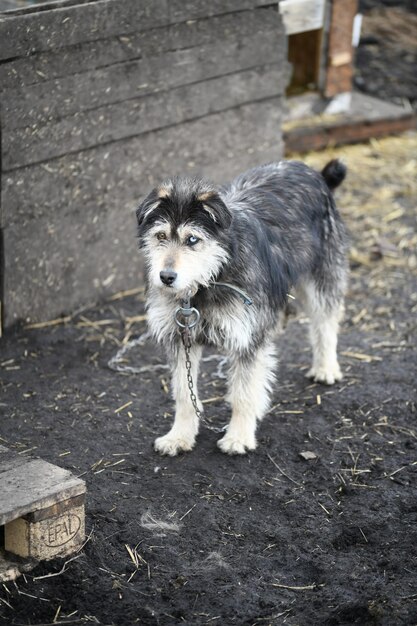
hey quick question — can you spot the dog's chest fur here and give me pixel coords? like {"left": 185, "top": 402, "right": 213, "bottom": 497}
{"left": 146, "top": 289, "right": 261, "bottom": 354}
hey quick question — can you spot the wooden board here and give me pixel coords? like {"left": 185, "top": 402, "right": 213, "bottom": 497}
{"left": 279, "top": 0, "right": 325, "bottom": 36}
{"left": 0, "top": 0, "right": 274, "bottom": 60}
{"left": 0, "top": 8, "right": 278, "bottom": 90}
{"left": 2, "top": 27, "right": 281, "bottom": 133}
{"left": 3, "top": 65, "right": 284, "bottom": 170}
{"left": 0, "top": 445, "right": 86, "bottom": 564}
{"left": 283, "top": 93, "right": 416, "bottom": 153}
{"left": 0, "top": 445, "right": 86, "bottom": 526}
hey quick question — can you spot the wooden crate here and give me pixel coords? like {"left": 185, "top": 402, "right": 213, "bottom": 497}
{"left": 0, "top": 445, "right": 86, "bottom": 580}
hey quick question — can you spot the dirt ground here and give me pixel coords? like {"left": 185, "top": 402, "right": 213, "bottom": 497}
{"left": 1, "top": 132, "right": 416, "bottom": 625}
{"left": 1, "top": 3, "right": 417, "bottom": 624}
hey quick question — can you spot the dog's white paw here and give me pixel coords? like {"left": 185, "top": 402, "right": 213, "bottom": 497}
{"left": 217, "top": 432, "right": 257, "bottom": 455}
{"left": 154, "top": 430, "right": 196, "bottom": 456}
{"left": 307, "top": 363, "right": 342, "bottom": 386}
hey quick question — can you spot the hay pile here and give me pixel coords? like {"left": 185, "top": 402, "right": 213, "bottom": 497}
{"left": 302, "top": 132, "right": 417, "bottom": 295}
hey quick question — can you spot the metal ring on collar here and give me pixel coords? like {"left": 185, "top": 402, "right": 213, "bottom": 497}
{"left": 174, "top": 306, "right": 200, "bottom": 329}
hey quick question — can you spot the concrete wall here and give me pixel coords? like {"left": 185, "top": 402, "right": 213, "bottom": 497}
{"left": 0, "top": 0, "right": 288, "bottom": 326}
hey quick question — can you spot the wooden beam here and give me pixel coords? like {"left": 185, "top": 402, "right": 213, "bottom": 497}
{"left": 324, "top": 0, "right": 358, "bottom": 97}
{"left": 283, "top": 95, "right": 416, "bottom": 154}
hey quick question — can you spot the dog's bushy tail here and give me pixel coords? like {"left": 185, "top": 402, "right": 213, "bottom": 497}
{"left": 321, "top": 159, "right": 347, "bottom": 191}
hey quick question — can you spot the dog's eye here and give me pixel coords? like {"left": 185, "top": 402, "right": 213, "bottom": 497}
{"left": 156, "top": 232, "right": 167, "bottom": 241}
{"left": 186, "top": 235, "right": 200, "bottom": 247}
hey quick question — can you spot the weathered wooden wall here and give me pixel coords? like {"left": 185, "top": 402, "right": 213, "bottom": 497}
{"left": 0, "top": 0, "right": 288, "bottom": 327}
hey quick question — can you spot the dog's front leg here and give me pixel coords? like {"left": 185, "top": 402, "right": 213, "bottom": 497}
{"left": 154, "top": 343, "right": 203, "bottom": 456}
{"left": 218, "top": 342, "right": 276, "bottom": 455}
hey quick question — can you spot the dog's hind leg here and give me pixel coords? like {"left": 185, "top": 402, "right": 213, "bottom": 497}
{"left": 307, "top": 310, "right": 342, "bottom": 385}
{"left": 154, "top": 343, "right": 203, "bottom": 456}
{"left": 300, "top": 280, "right": 344, "bottom": 385}
{"left": 218, "top": 341, "right": 276, "bottom": 454}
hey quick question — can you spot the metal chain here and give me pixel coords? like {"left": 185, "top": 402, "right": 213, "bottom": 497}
{"left": 180, "top": 327, "right": 226, "bottom": 433}
{"left": 110, "top": 284, "right": 253, "bottom": 433}
{"left": 175, "top": 294, "right": 227, "bottom": 434}
{"left": 174, "top": 284, "right": 252, "bottom": 432}
{"left": 181, "top": 328, "right": 203, "bottom": 421}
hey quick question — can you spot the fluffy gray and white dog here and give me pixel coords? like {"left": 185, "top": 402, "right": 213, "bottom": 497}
{"left": 136, "top": 159, "right": 348, "bottom": 456}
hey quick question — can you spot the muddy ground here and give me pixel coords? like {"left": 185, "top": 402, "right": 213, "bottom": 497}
{"left": 1, "top": 3, "right": 417, "bottom": 623}
{"left": 1, "top": 132, "right": 416, "bottom": 625}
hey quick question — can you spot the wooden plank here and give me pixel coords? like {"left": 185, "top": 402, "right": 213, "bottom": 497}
{"left": 167, "top": 0, "right": 274, "bottom": 23}
{"left": 0, "top": 7, "right": 278, "bottom": 90}
{"left": 0, "top": 28, "right": 160, "bottom": 92}
{"left": 324, "top": 0, "right": 358, "bottom": 97}
{"left": 2, "top": 98, "right": 283, "bottom": 225}
{"left": 0, "top": 457, "right": 86, "bottom": 526}
{"left": 3, "top": 65, "right": 285, "bottom": 170}
{"left": 2, "top": 98, "right": 283, "bottom": 324}
{"left": 25, "top": 493, "right": 85, "bottom": 523}
{"left": 0, "top": 0, "right": 101, "bottom": 16}
{"left": 0, "top": 0, "right": 274, "bottom": 61}
{"left": 279, "top": 0, "right": 325, "bottom": 35}
{"left": 283, "top": 93, "right": 416, "bottom": 153}
{"left": 1, "top": 27, "right": 282, "bottom": 132}
{"left": 284, "top": 114, "right": 416, "bottom": 153}
{"left": 0, "top": 0, "right": 164, "bottom": 61}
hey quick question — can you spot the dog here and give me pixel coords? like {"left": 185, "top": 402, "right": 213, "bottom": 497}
{"left": 136, "top": 159, "right": 348, "bottom": 456}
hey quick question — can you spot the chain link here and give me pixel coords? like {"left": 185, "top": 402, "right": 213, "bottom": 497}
{"left": 179, "top": 324, "right": 226, "bottom": 434}
{"left": 181, "top": 328, "right": 203, "bottom": 421}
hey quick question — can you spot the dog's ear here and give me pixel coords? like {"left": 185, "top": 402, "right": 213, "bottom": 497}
{"left": 200, "top": 193, "right": 232, "bottom": 230}
{"left": 136, "top": 189, "right": 160, "bottom": 228}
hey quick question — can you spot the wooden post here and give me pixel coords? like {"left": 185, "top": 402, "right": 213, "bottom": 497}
{"left": 325, "top": 0, "right": 358, "bottom": 97}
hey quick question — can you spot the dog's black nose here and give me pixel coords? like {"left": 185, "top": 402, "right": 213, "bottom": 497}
{"left": 160, "top": 270, "right": 177, "bottom": 286}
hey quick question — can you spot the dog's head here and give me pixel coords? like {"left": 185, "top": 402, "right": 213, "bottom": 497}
{"left": 136, "top": 178, "right": 232, "bottom": 296}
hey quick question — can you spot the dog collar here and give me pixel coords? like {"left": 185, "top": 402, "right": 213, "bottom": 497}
{"left": 209, "top": 282, "right": 253, "bottom": 306}
{"left": 174, "top": 282, "right": 252, "bottom": 333}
